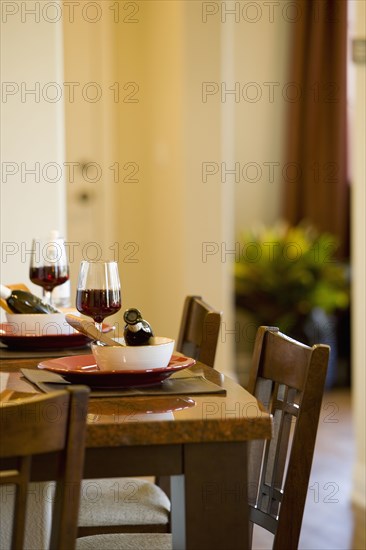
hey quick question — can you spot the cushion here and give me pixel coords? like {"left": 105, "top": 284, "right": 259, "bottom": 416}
{"left": 76, "top": 533, "right": 172, "bottom": 549}
{"left": 78, "top": 478, "right": 170, "bottom": 527}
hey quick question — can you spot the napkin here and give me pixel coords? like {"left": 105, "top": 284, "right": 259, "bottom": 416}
{"left": 20, "top": 368, "right": 226, "bottom": 398}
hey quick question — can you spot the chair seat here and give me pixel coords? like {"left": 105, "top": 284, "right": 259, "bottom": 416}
{"left": 76, "top": 533, "right": 172, "bottom": 549}
{"left": 78, "top": 478, "right": 170, "bottom": 527}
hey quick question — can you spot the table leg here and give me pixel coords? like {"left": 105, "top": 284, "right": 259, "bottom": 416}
{"left": 171, "top": 441, "right": 249, "bottom": 550}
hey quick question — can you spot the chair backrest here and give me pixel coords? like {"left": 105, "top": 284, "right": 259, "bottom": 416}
{"left": 246, "top": 326, "right": 329, "bottom": 550}
{"left": 0, "top": 386, "right": 89, "bottom": 550}
{"left": 176, "top": 295, "right": 222, "bottom": 368}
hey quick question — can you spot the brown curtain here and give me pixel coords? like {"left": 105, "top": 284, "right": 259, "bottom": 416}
{"left": 283, "top": 0, "right": 349, "bottom": 258}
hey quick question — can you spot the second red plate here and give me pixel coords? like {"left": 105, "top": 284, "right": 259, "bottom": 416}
{"left": 38, "top": 354, "right": 196, "bottom": 388}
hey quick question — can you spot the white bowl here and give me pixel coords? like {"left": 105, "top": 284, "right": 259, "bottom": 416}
{"left": 5, "top": 311, "right": 78, "bottom": 336}
{"left": 91, "top": 337, "right": 175, "bottom": 371}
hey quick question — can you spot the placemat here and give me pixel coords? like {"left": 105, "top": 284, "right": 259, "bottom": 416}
{"left": 20, "top": 368, "right": 226, "bottom": 398}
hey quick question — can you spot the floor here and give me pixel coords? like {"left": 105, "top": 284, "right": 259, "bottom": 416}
{"left": 252, "top": 389, "right": 366, "bottom": 550}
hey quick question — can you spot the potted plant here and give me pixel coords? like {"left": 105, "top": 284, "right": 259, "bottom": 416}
{"left": 234, "top": 221, "right": 350, "bottom": 386}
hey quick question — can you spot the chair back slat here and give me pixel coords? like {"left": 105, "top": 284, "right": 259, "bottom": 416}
{"left": 176, "top": 295, "right": 221, "bottom": 368}
{"left": 247, "top": 326, "right": 329, "bottom": 550}
{"left": 0, "top": 386, "right": 89, "bottom": 550}
{"left": 261, "top": 333, "right": 310, "bottom": 390}
{"left": 1, "top": 391, "right": 70, "bottom": 457}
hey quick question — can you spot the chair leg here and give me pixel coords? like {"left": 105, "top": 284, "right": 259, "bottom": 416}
{"left": 248, "top": 521, "right": 254, "bottom": 549}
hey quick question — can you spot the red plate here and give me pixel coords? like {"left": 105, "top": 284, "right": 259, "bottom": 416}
{"left": 0, "top": 323, "right": 112, "bottom": 351}
{"left": 38, "top": 354, "right": 196, "bottom": 388}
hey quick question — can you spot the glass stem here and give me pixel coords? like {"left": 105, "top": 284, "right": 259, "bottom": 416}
{"left": 95, "top": 321, "right": 103, "bottom": 335}
{"left": 43, "top": 290, "right": 52, "bottom": 305}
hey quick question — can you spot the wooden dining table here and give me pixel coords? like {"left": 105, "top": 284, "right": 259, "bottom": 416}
{"left": 0, "top": 353, "right": 273, "bottom": 550}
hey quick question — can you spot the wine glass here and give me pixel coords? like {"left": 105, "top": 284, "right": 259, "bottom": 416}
{"left": 75, "top": 261, "right": 121, "bottom": 333}
{"left": 29, "top": 236, "right": 69, "bottom": 306}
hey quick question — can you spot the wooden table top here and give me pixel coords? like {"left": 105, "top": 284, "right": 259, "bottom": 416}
{"left": 0, "top": 357, "right": 273, "bottom": 447}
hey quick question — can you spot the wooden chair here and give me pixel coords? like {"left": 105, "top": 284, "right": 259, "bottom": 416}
{"left": 76, "top": 325, "right": 330, "bottom": 550}
{"left": 77, "top": 295, "right": 222, "bottom": 538}
{"left": 246, "top": 326, "right": 330, "bottom": 549}
{"left": 0, "top": 386, "right": 89, "bottom": 550}
{"left": 176, "top": 295, "right": 222, "bottom": 368}
{"left": 160, "top": 323, "right": 328, "bottom": 547}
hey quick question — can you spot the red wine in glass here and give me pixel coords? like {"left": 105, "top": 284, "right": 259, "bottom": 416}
{"left": 30, "top": 266, "right": 69, "bottom": 293}
{"left": 29, "top": 236, "right": 69, "bottom": 305}
{"left": 76, "top": 261, "right": 122, "bottom": 333}
{"left": 76, "top": 289, "right": 121, "bottom": 324}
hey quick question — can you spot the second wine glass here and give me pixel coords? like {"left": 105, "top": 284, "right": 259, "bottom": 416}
{"left": 29, "top": 234, "right": 69, "bottom": 306}
{"left": 75, "top": 261, "right": 121, "bottom": 333}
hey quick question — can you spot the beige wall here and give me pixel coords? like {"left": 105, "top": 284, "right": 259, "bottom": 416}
{"left": 112, "top": 2, "right": 290, "bottom": 373}
{"left": 63, "top": 6, "right": 118, "bottom": 299}
{"left": 233, "top": 7, "right": 290, "bottom": 231}
{"left": 113, "top": 2, "right": 235, "bottom": 371}
{"left": 0, "top": 2, "right": 66, "bottom": 298}
{"left": 350, "top": 0, "right": 366, "bottom": 509}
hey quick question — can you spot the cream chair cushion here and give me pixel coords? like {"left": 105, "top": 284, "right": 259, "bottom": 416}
{"left": 0, "top": 482, "right": 54, "bottom": 549}
{"left": 77, "top": 533, "right": 172, "bottom": 549}
{"left": 78, "top": 478, "right": 170, "bottom": 527}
